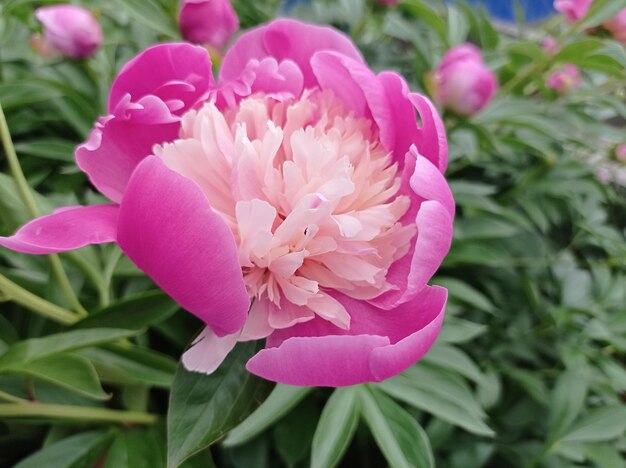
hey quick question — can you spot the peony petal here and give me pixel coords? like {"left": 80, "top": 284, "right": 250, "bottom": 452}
{"left": 76, "top": 95, "right": 180, "bottom": 203}
{"left": 378, "top": 72, "right": 448, "bottom": 173}
{"left": 116, "top": 156, "right": 249, "bottom": 336}
{"left": 108, "top": 43, "right": 214, "bottom": 114}
{"left": 219, "top": 19, "right": 363, "bottom": 89}
{"left": 0, "top": 205, "right": 118, "bottom": 254}
{"left": 370, "top": 200, "right": 452, "bottom": 309}
{"left": 182, "top": 326, "right": 239, "bottom": 374}
{"left": 246, "top": 286, "right": 447, "bottom": 386}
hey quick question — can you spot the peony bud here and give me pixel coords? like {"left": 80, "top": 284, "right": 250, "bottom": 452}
{"left": 546, "top": 64, "right": 582, "bottom": 94}
{"left": 434, "top": 43, "right": 497, "bottom": 116}
{"left": 179, "top": 0, "right": 239, "bottom": 49}
{"left": 35, "top": 5, "right": 102, "bottom": 59}
{"left": 603, "top": 9, "right": 626, "bottom": 43}
{"left": 553, "top": 0, "right": 592, "bottom": 23}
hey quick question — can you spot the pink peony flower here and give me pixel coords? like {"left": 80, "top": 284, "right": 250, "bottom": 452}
{"left": 434, "top": 43, "right": 497, "bottom": 116}
{"left": 553, "top": 0, "right": 592, "bottom": 23}
{"left": 179, "top": 0, "right": 238, "bottom": 49}
{"left": 603, "top": 9, "right": 626, "bottom": 43}
{"left": 0, "top": 20, "right": 453, "bottom": 387}
{"left": 546, "top": 64, "right": 582, "bottom": 94}
{"left": 35, "top": 5, "right": 103, "bottom": 58}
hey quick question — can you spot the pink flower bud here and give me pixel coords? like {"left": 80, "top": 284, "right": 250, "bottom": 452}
{"left": 603, "top": 9, "right": 626, "bottom": 43}
{"left": 179, "top": 0, "right": 239, "bottom": 49}
{"left": 553, "top": 0, "right": 592, "bottom": 23}
{"left": 434, "top": 44, "right": 497, "bottom": 116}
{"left": 542, "top": 37, "right": 559, "bottom": 55}
{"left": 616, "top": 144, "right": 626, "bottom": 163}
{"left": 546, "top": 64, "right": 582, "bottom": 94}
{"left": 35, "top": 5, "right": 102, "bottom": 59}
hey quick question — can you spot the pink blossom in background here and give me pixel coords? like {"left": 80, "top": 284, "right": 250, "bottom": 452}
{"left": 179, "top": 0, "right": 238, "bottom": 49}
{"left": 546, "top": 64, "right": 582, "bottom": 94}
{"left": 616, "top": 144, "right": 626, "bottom": 163}
{"left": 604, "top": 9, "right": 626, "bottom": 43}
{"left": 377, "top": 0, "right": 399, "bottom": 5}
{"left": 542, "top": 37, "right": 559, "bottom": 55}
{"left": 35, "top": 5, "right": 102, "bottom": 58}
{"left": 0, "top": 20, "right": 454, "bottom": 387}
{"left": 434, "top": 43, "right": 497, "bottom": 116}
{"left": 554, "top": 0, "right": 626, "bottom": 42}
{"left": 553, "top": 0, "right": 592, "bottom": 23}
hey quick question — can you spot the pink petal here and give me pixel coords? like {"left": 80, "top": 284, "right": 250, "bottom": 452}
{"left": 76, "top": 95, "right": 180, "bottom": 203}
{"left": 246, "top": 285, "right": 447, "bottom": 386}
{"left": 116, "top": 156, "right": 249, "bottom": 336}
{"left": 182, "top": 326, "right": 240, "bottom": 374}
{"left": 0, "top": 205, "right": 118, "bottom": 254}
{"left": 219, "top": 19, "right": 363, "bottom": 90}
{"left": 108, "top": 43, "right": 214, "bottom": 114}
{"left": 370, "top": 153, "right": 454, "bottom": 309}
{"left": 378, "top": 72, "right": 448, "bottom": 173}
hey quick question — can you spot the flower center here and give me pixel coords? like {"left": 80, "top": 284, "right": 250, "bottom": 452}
{"left": 154, "top": 90, "right": 415, "bottom": 329}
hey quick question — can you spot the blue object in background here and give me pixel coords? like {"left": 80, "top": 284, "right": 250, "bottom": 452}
{"left": 457, "top": 0, "right": 556, "bottom": 22}
{"left": 282, "top": 0, "right": 310, "bottom": 11}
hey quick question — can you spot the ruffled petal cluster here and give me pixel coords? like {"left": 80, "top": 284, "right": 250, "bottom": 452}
{"left": 0, "top": 19, "right": 454, "bottom": 387}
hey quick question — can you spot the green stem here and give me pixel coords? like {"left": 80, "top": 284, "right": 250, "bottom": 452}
{"left": 0, "top": 273, "right": 78, "bottom": 325}
{"left": 0, "top": 402, "right": 157, "bottom": 425}
{"left": 0, "top": 101, "right": 87, "bottom": 317}
{"left": 101, "top": 248, "right": 123, "bottom": 306}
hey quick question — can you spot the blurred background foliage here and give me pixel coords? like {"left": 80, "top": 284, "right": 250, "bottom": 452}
{"left": 0, "top": 0, "right": 625, "bottom": 467}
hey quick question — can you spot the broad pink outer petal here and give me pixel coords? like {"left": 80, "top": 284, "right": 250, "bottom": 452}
{"left": 76, "top": 95, "right": 180, "bottom": 203}
{"left": 378, "top": 72, "right": 448, "bottom": 173}
{"left": 219, "top": 19, "right": 363, "bottom": 89}
{"left": 0, "top": 205, "right": 118, "bottom": 254}
{"left": 116, "top": 156, "right": 249, "bottom": 336}
{"left": 370, "top": 153, "right": 454, "bottom": 309}
{"left": 246, "top": 286, "right": 447, "bottom": 386}
{"left": 108, "top": 43, "right": 214, "bottom": 113}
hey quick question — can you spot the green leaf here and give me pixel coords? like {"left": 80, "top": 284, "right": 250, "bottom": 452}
{"left": 105, "top": 428, "right": 166, "bottom": 468}
{"left": 13, "top": 139, "right": 76, "bottom": 163}
{"left": 110, "top": 0, "right": 179, "bottom": 37}
{"left": 0, "top": 329, "right": 137, "bottom": 369}
{"left": 72, "top": 291, "right": 178, "bottom": 331}
{"left": 547, "top": 369, "right": 588, "bottom": 440}
{"left": 166, "top": 341, "right": 274, "bottom": 468}
{"left": 224, "top": 384, "right": 312, "bottom": 447}
{"left": 560, "top": 407, "right": 626, "bottom": 444}
{"left": 81, "top": 345, "right": 176, "bottom": 389}
{"left": 2, "top": 353, "right": 108, "bottom": 400}
{"left": 400, "top": 0, "right": 447, "bottom": 40}
{"left": 579, "top": 0, "right": 626, "bottom": 28}
{"left": 360, "top": 386, "right": 434, "bottom": 468}
{"left": 422, "top": 344, "right": 485, "bottom": 384}
{"left": 311, "top": 387, "right": 360, "bottom": 468}
{"left": 272, "top": 398, "right": 318, "bottom": 466}
{"left": 14, "top": 430, "right": 114, "bottom": 468}
{"left": 379, "top": 367, "right": 494, "bottom": 437}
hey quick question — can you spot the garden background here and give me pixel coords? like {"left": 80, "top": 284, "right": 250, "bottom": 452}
{"left": 0, "top": 0, "right": 625, "bottom": 466}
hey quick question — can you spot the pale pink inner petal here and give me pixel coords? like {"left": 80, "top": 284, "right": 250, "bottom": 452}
{"left": 154, "top": 90, "right": 416, "bottom": 334}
